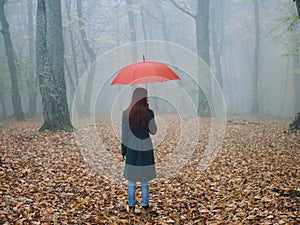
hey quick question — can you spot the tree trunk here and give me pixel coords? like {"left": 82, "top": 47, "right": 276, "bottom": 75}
{"left": 126, "top": 0, "right": 137, "bottom": 42}
{"left": 65, "top": 0, "right": 80, "bottom": 102}
{"left": 27, "top": 0, "right": 38, "bottom": 117}
{"left": 0, "top": 77, "right": 6, "bottom": 117}
{"left": 115, "top": 0, "right": 121, "bottom": 47}
{"left": 76, "top": 0, "right": 96, "bottom": 115}
{"left": 196, "top": 0, "right": 210, "bottom": 66}
{"left": 293, "top": 56, "right": 300, "bottom": 113}
{"left": 291, "top": 18, "right": 300, "bottom": 114}
{"left": 295, "top": 0, "right": 300, "bottom": 19}
{"left": 0, "top": 35, "right": 5, "bottom": 117}
{"left": 0, "top": 0, "right": 25, "bottom": 121}
{"left": 211, "top": 0, "right": 224, "bottom": 89}
{"left": 140, "top": 7, "right": 147, "bottom": 41}
{"left": 36, "top": 0, "right": 72, "bottom": 131}
{"left": 279, "top": 57, "right": 290, "bottom": 116}
{"left": 170, "top": 0, "right": 210, "bottom": 116}
{"left": 196, "top": 0, "right": 210, "bottom": 116}
{"left": 126, "top": 0, "right": 138, "bottom": 61}
{"left": 64, "top": 57, "right": 76, "bottom": 95}
{"left": 251, "top": 0, "right": 260, "bottom": 115}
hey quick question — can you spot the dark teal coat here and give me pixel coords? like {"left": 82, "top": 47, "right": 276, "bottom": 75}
{"left": 122, "top": 110, "right": 157, "bottom": 182}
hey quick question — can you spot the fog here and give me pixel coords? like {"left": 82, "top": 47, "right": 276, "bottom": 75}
{"left": 0, "top": 0, "right": 299, "bottom": 120}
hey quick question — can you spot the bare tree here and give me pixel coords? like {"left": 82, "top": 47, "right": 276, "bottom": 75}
{"left": 126, "top": 0, "right": 137, "bottom": 42}
{"left": 251, "top": 0, "right": 260, "bottom": 115}
{"left": 65, "top": 0, "right": 79, "bottom": 95}
{"left": 0, "top": 0, "right": 25, "bottom": 121}
{"left": 211, "top": 0, "right": 224, "bottom": 89}
{"left": 26, "top": 0, "right": 38, "bottom": 117}
{"left": 36, "top": 0, "right": 72, "bottom": 131}
{"left": 292, "top": 24, "right": 300, "bottom": 113}
{"left": 125, "top": 0, "right": 139, "bottom": 61}
{"left": 170, "top": 0, "right": 210, "bottom": 65}
{"left": 0, "top": 29, "right": 7, "bottom": 118}
{"left": 293, "top": 0, "right": 300, "bottom": 19}
{"left": 76, "top": 0, "right": 96, "bottom": 115}
{"left": 170, "top": 0, "right": 210, "bottom": 115}
{"left": 0, "top": 68, "right": 6, "bottom": 118}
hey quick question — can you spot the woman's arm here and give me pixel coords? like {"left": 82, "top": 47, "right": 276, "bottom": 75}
{"left": 148, "top": 110, "right": 157, "bottom": 135}
{"left": 121, "top": 112, "right": 129, "bottom": 157}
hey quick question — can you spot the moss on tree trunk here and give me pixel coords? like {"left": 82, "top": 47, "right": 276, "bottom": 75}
{"left": 36, "top": 0, "right": 73, "bottom": 132}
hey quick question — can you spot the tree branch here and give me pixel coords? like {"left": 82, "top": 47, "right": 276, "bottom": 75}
{"left": 169, "top": 0, "right": 195, "bottom": 19}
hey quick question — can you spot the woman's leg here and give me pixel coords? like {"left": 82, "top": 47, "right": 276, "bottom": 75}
{"left": 127, "top": 181, "right": 136, "bottom": 207}
{"left": 141, "top": 182, "right": 149, "bottom": 207}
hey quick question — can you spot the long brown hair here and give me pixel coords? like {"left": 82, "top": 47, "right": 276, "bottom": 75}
{"left": 126, "top": 88, "right": 149, "bottom": 129}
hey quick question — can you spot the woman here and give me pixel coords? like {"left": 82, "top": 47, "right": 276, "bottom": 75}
{"left": 121, "top": 88, "right": 157, "bottom": 214}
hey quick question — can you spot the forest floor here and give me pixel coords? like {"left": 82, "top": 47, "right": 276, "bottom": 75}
{"left": 0, "top": 116, "right": 299, "bottom": 224}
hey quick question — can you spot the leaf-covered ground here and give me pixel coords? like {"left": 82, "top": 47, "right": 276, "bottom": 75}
{"left": 0, "top": 117, "right": 299, "bottom": 224}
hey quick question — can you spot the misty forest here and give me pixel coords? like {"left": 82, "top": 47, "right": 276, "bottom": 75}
{"left": 0, "top": 0, "right": 299, "bottom": 224}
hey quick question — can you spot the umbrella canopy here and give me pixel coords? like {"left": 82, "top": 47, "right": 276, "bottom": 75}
{"left": 111, "top": 60, "right": 180, "bottom": 85}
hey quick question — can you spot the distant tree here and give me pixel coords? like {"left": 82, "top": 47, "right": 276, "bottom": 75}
{"left": 170, "top": 0, "right": 209, "bottom": 65}
{"left": 64, "top": 0, "right": 79, "bottom": 96}
{"left": 0, "top": 64, "right": 7, "bottom": 118}
{"left": 211, "top": 0, "right": 224, "bottom": 89}
{"left": 293, "top": 0, "right": 300, "bottom": 19}
{"left": 289, "top": 4, "right": 300, "bottom": 114}
{"left": 76, "top": 0, "right": 96, "bottom": 115}
{"left": 0, "top": 33, "right": 7, "bottom": 118}
{"left": 0, "top": 0, "right": 25, "bottom": 121}
{"left": 288, "top": 14, "right": 300, "bottom": 116}
{"left": 251, "top": 0, "right": 260, "bottom": 115}
{"left": 272, "top": 1, "right": 300, "bottom": 115}
{"left": 26, "top": 0, "right": 38, "bottom": 117}
{"left": 125, "top": 0, "right": 139, "bottom": 61}
{"left": 292, "top": 24, "right": 300, "bottom": 113}
{"left": 126, "top": 0, "right": 137, "bottom": 43}
{"left": 170, "top": 0, "right": 210, "bottom": 116}
{"left": 36, "top": 0, "right": 72, "bottom": 131}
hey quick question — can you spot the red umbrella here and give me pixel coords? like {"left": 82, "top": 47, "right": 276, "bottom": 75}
{"left": 111, "top": 58, "right": 180, "bottom": 85}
